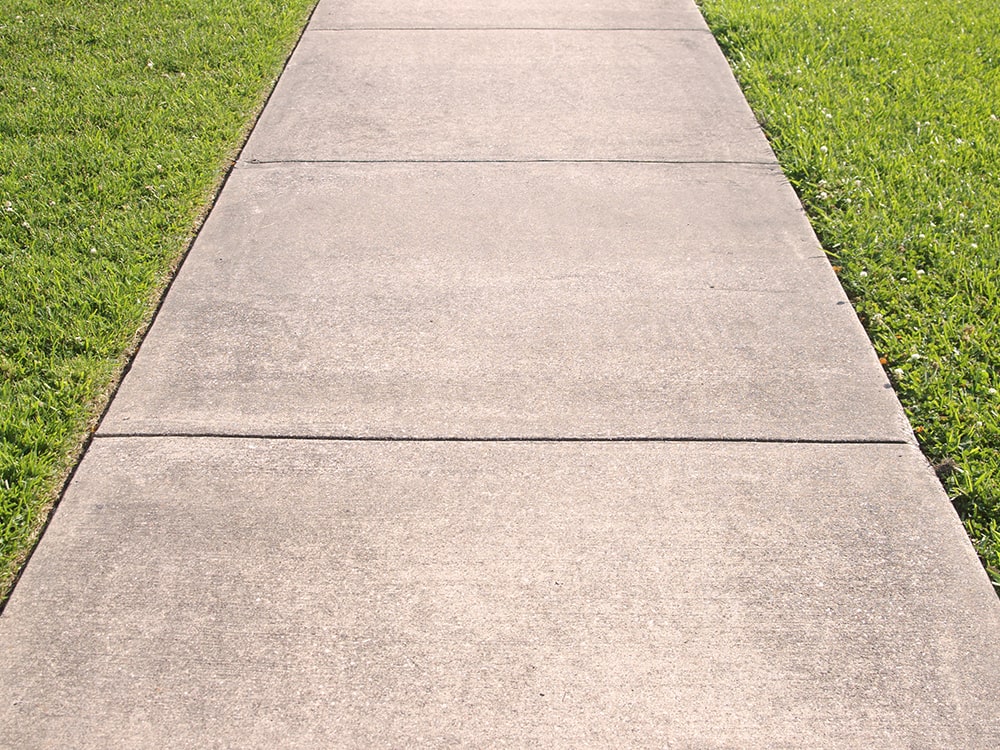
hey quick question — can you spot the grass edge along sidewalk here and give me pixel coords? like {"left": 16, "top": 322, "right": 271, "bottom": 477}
{"left": 0, "top": 0, "right": 317, "bottom": 604}
{"left": 3, "top": 0, "right": 998, "bottom": 604}
{"left": 696, "top": 0, "right": 1000, "bottom": 591}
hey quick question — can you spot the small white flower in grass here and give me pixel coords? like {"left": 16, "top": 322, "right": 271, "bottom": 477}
{"left": 90, "top": 247, "right": 97, "bottom": 255}
{"left": 990, "top": 388, "right": 998, "bottom": 396}
{"left": 146, "top": 60, "right": 154, "bottom": 69}
{"left": 971, "top": 243, "right": 978, "bottom": 249}
{"left": 859, "top": 271, "right": 868, "bottom": 277}
{"left": 2, "top": 201, "right": 12, "bottom": 213}
{"left": 916, "top": 269, "right": 925, "bottom": 276}
{"left": 820, "top": 145, "right": 828, "bottom": 153}
{"left": 910, "top": 353, "right": 921, "bottom": 361}
{"left": 893, "top": 368, "right": 905, "bottom": 378}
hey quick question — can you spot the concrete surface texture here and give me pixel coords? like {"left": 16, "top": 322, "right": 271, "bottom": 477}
{"left": 3, "top": 439, "right": 998, "bottom": 748}
{"left": 240, "top": 30, "right": 775, "bottom": 163}
{"left": 308, "top": 0, "right": 711, "bottom": 29}
{"left": 2, "top": 0, "right": 998, "bottom": 747}
{"left": 102, "top": 162, "right": 909, "bottom": 440}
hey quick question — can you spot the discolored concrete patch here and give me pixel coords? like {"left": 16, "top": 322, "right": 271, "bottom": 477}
{"left": 240, "top": 30, "right": 774, "bottom": 163}
{"left": 100, "top": 162, "right": 908, "bottom": 441}
{"left": 1, "top": 438, "right": 997, "bottom": 748}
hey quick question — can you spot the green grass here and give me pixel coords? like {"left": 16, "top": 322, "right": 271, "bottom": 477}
{"left": 0, "top": 0, "right": 316, "bottom": 600}
{"left": 697, "top": 0, "right": 1000, "bottom": 589}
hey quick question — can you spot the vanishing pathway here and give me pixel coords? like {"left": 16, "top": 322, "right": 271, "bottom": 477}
{"left": 2, "top": 1, "right": 998, "bottom": 746}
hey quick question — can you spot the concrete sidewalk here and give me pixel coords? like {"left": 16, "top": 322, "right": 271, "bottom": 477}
{"left": 2, "top": 0, "right": 998, "bottom": 746}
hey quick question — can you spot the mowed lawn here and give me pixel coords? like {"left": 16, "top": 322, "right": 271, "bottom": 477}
{"left": 697, "top": 0, "right": 1000, "bottom": 589}
{"left": 0, "top": 0, "right": 316, "bottom": 600}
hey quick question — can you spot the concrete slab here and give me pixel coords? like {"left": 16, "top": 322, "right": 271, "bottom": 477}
{"left": 310, "top": 0, "right": 710, "bottom": 30}
{"left": 101, "top": 162, "right": 909, "bottom": 441}
{"left": 2, "top": 438, "right": 997, "bottom": 748}
{"left": 240, "top": 30, "right": 774, "bottom": 163}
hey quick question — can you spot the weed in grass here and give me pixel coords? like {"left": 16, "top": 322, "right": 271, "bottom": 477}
{"left": 0, "top": 0, "right": 316, "bottom": 600}
{"left": 698, "top": 0, "right": 1000, "bottom": 590}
